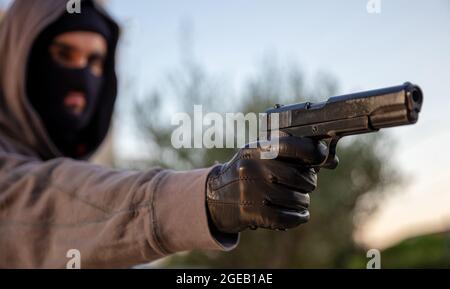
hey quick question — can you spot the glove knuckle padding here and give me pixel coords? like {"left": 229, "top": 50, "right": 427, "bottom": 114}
{"left": 262, "top": 207, "right": 310, "bottom": 230}
{"left": 298, "top": 168, "right": 318, "bottom": 192}
{"left": 236, "top": 158, "right": 261, "bottom": 176}
{"left": 264, "top": 161, "right": 317, "bottom": 193}
{"left": 265, "top": 185, "right": 310, "bottom": 210}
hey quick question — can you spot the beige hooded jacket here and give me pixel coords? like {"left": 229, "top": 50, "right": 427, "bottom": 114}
{"left": 0, "top": 0, "right": 237, "bottom": 268}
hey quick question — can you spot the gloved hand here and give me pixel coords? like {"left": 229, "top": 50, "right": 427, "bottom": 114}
{"left": 206, "top": 136, "right": 337, "bottom": 234}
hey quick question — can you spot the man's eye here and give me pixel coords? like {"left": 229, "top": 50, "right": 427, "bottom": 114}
{"left": 88, "top": 54, "right": 105, "bottom": 65}
{"left": 54, "top": 49, "right": 72, "bottom": 63}
{"left": 61, "top": 51, "right": 72, "bottom": 61}
{"left": 88, "top": 55, "right": 105, "bottom": 76}
{"left": 90, "top": 62, "right": 104, "bottom": 77}
{"left": 90, "top": 58, "right": 103, "bottom": 67}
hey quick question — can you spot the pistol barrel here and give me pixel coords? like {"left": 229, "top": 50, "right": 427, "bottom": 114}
{"left": 266, "top": 82, "right": 423, "bottom": 139}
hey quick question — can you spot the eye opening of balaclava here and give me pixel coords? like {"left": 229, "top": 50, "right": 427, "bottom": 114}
{"left": 26, "top": 0, "right": 114, "bottom": 158}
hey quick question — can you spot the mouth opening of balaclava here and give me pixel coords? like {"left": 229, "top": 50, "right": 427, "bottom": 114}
{"left": 26, "top": 0, "right": 113, "bottom": 158}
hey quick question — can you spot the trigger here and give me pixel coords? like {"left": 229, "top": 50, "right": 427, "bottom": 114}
{"left": 320, "top": 138, "right": 340, "bottom": 170}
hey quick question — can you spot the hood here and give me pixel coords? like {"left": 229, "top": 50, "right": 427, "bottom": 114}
{"left": 0, "top": 0, "right": 120, "bottom": 160}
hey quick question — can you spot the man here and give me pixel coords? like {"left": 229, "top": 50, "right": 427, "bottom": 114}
{"left": 0, "top": 0, "right": 336, "bottom": 268}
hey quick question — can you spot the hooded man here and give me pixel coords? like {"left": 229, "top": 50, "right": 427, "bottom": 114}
{"left": 0, "top": 0, "right": 335, "bottom": 268}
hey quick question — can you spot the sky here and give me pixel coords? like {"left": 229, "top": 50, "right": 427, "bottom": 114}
{"left": 1, "top": 0, "right": 449, "bottom": 249}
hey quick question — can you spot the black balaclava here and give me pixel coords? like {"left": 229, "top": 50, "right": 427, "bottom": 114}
{"left": 27, "top": 0, "right": 113, "bottom": 158}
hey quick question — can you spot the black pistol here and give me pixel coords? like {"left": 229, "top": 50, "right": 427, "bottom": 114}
{"left": 266, "top": 82, "right": 423, "bottom": 168}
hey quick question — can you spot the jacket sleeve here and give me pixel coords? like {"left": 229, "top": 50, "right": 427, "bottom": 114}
{"left": 0, "top": 151, "right": 239, "bottom": 268}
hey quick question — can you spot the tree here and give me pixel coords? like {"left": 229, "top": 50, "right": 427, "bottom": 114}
{"left": 130, "top": 55, "right": 399, "bottom": 268}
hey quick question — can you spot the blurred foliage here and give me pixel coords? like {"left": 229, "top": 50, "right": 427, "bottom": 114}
{"left": 133, "top": 59, "right": 236, "bottom": 170}
{"left": 130, "top": 55, "right": 409, "bottom": 268}
{"left": 347, "top": 233, "right": 450, "bottom": 269}
{"left": 382, "top": 233, "right": 450, "bottom": 268}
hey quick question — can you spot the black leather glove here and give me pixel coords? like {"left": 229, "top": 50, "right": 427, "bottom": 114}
{"left": 206, "top": 136, "right": 337, "bottom": 234}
